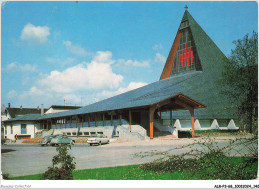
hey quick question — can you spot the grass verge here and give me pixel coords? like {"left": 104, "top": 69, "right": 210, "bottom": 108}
{"left": 10, "top": 165, "right": 193, "bottom": 180}
{"left": 11, "top": 156, "right": 258, "bottom": 180}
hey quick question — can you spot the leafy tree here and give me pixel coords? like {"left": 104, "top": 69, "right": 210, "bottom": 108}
{"left": 43, "top": 145, "right": 76, "bottom": 180}
{"left": 220, "top": 31, "right": 258, "bottom": 133}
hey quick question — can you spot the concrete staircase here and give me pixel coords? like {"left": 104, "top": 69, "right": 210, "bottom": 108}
{"left": 120, "top": 125, "right": 146, "bottom": 140}
{"left": 42, "top": 129, "right": 53, "bottom": 137}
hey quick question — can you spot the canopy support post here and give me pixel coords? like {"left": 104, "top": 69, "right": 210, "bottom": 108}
{"left": 129, "top": 110, "right": 132, "bottom": 132}
{"left": 149, "top": 105, "right": 156, "bottom": 139}
{"left": 170, "top": 110, "right": 173, "bottom": 126}
{"left": 189, "top": 108, "right": 195, "bottom": 137}
{"left": 103, "top": 113, "right": 105, "bottom": 127}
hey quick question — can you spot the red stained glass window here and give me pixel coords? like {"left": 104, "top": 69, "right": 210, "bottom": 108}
{"left": 171, "top": 21, "right": 201, "bottom": 75}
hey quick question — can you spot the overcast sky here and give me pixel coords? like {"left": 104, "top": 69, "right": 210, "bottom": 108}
{"left": 1, "top": 1, "right": 258, "bottom": 108}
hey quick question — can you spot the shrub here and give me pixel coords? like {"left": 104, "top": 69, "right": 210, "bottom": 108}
{"left": 2, "top": 173, "right": 10, "bottom": 180}
{"left": 43, "top": 145, "right": 76, "bottom": 180}
{"left": 141, "top": 137, "right": 258, "bottom": 180}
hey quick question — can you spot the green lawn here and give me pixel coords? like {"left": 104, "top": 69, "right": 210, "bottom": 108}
{"left": 11, "top": 156, "right": 258, "bottom": 180}
{"left": 11, "top": 165, "right": 199, "bottom": 180}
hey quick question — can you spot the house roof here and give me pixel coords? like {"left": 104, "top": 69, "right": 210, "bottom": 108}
{"left": 49, "top": 105, "right": 82, "bottom": 109}
{"left": 4, "top": 114, "right": 43, "bottom": 122}
{"left": 6, "top": 107, "right": 48, "bottom": 118}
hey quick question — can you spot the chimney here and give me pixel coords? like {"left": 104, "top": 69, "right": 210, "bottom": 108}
{"left": 8, "top": 103, "right": 10, "bottom": 108}
{"left": 41, "top": 104, "right": 44, "bottom": 116}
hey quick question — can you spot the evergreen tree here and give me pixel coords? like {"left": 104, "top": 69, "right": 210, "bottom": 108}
{"left": 43, "top": 145, "right": 76, "bottom": 180}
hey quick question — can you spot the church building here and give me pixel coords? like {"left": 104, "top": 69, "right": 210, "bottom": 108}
{"left": 4, "top": 9, "right": 239, "bottom": 140}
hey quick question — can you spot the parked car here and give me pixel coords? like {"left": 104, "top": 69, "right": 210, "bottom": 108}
{"left": 50, "top": 134, "right": 75, "bottom": 146}
{"left": 40, "top": 135, "right": 57, "bottom": 146}
{"left": 87, "top": 134, "right": 109, "bottom": 146}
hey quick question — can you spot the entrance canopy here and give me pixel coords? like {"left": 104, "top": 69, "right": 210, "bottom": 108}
{"left": 149, "top": 93, "right": 206, "bottom": 139}
{"left": 151, "top": 93, "right": 206, "bottom": 111}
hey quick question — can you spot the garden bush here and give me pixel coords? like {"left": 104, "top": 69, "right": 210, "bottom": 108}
{"left": 141, "top": 137, "right": 258, "bottom": 180}
{"left": 43, "top": 144, "right": 76, "bottom": 180}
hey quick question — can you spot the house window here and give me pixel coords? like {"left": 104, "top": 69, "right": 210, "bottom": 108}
{"left": 21, "top": 124, "right": 27, "bottom": 134}
{"left": 11, "top": 125, "right": 13, "bottom": 134}
{"left": 5, "top": 126, "right": 7, "bottom": 135}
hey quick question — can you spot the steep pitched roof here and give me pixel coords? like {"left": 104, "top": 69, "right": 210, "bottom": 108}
{"left": 161, "top": 10, "right": 228, "bottom": 80}
{"left": 157, "top": 10, "right": 238, "bottom": 119}
{"left": 186, "top": 10, "right": 229, "bottom": 75}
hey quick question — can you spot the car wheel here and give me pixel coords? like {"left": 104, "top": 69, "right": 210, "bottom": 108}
{"left": 70, "top": 141, "right": 75, "bottom": 145}
{"left": 46, "top": 142, "right": 50, "bottom": 146}
{"left": 107, "top": 140, "right": 109, "bottom": 144}
{"left": 90, "top": 144, "right": 93, "bottom": 146}
{"left": 99, "top": 141, "right": 101, "bottom": 145}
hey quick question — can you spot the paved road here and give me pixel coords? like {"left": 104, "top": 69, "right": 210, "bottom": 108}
{"left": 1, "top": 143, "right": 178, "bottom": 177}
{"left": 1, "top": 138, "right": 257, "bottom": 177}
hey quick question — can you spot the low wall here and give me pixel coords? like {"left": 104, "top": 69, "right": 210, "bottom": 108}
{"left": 52, "top": 124, "right": 147, "bottom": 140}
